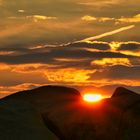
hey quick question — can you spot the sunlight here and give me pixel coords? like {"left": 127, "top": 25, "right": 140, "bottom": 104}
{"left": 83, "top": 93, "right": 103, "bottom": 103}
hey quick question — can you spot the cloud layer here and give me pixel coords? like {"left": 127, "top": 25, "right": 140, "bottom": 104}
{"left": 0, "top": 41, "right": 140, "bottom": 97}
{"left": 0, "top": 0, "right": 140, "bottom": 97}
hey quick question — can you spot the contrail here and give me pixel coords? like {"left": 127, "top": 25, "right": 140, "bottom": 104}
{"left": 76, "top": 25, "right": 135, "bottom": 43}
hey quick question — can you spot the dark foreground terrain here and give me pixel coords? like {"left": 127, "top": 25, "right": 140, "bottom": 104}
{"left": 0, "top": 86, "right": 140, "bottom": 140}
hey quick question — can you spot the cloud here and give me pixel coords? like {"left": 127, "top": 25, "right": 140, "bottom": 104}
{"left": 87, "top": 65, "right": 140, "bottom": 88}
{"left": 118, "top": 42, "right": 140, "bottom": 51}
{"left": 0, "top": 0, "right": 140, "bottom": 97}
{"left": 91, "top": 58, "right": 132, "bottom": 67}
{"left": 0, "top": 42, "right": 137, "bottom": 71}
{"left": 81, "top": 15, "right": 97, "bottom": 21}
{"left": 77, "top": 25, "right": 135, "bottom": 42}
{"left": 8, "top": 15, "right": 57, "bottom": 22}
{"left": 45, "top": 68, "right": 95, "bottom": 83}
{"left": 78, "top": 0, "right": 121, "bottom": 7}
{"left": 0, "top": 41, "right": 139, "bottom": 90}
{"left": 117, "top": 14, "right": 140, "bottom": 23}
{"left": 18, "top": 9, "right": 25, "bottom": 13}
{"left": 0, "top": 51, "right": 15, "bottom": 56}
{"left": 89, "top": 65, "right": 140, "bottom": 81}
{"left": 0, "top": 45, "right": 133, "bottom": 65}
{"left": 0, "top": 63, "right": 10, "bottom": 70}
{"left": 81, "top": 14, "right": 140, "bottom": 24}
{"left": 27, "top": 15, "right": 57, "bottom": 22}
{"left": 0, "top": 83, "right": 43, "bottom": 98}
{"left": 8, "top": 63, "right": 56, "bottom": 73}
{"left": 81, "top": 15, "right": 114, "bottom": 22}
{"left": 117, "top": 42, "right": 140, "bottom": 57}
{"left": 66, "top": 41, "right": 110, "bottom": 50}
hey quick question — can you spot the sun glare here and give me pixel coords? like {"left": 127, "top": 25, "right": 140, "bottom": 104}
{"left": 83, "top": 93, "right": 103, "bottom": 103}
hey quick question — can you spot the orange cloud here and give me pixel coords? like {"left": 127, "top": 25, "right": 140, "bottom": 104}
{"left": 55, "top": 58, "right": 89, "bottom": 62}
{"left": 11, "top": 63, "right": 49, "bottom": 73}
{"left": 120, "top": 51, "right": 140, "bottom": 57}
{"left": 81, "top": 15, "right": 97, "bottom": 21}
{"left": 91, "top": 58, "right": 132, "bottom": 67}
{"left": 45, "top": 68, "right": 95, "bottom": 83}
{"left": 118, "top": 14, "right": 140, "bottom": 23}
{"left": 89, "top": 79, "right": 140, "bottom": 87}
{"left": 1, "top": 63, "right": 57, "bottom": 73}
{"left": 114, "top": 41, "right": 140, "bottom": 56}
{"left": 27, "top": 15, "right": 57, "bottom": 22}
{"left": 78, "top": 0, "right": 120, "bottom": 7}
{"left": 109, "top": 42, "right": 122, "bottom": 51}
{"left": 81, "top": 15, "right": 114, "bottom": 22}
{"left": 0, "top": 63, "right": 11, "bottom": 70}
{"left": 18, "top": 9, "right": 25, "bottom": 13}
{"left": 0, "top": 51, "right": 15, "bottom": 56}
{"left": 81, "top": 14, "right": 140, "bottom": 24}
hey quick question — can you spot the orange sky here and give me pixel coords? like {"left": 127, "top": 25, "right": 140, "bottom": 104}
{"left": 0, "top": 0, "right": 140, "bottom": 98}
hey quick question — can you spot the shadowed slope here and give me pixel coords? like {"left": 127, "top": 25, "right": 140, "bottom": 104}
{"left": 0, "top": 99, "right": 58, "bottom": 140}
{"left": 112, "top": 87, "right": 138, "bottom": 98}
{"left": 109, "top": 87, "right": 140, "bottom": 140}
{"left": 0, "top": 86, "right": 80, "bottom": 140}
{"left": 110, "top": 87, "right": 140, "bottom": 109}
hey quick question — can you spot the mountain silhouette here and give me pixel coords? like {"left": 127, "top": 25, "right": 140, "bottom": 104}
{"left": 0, "top": 86, "right": 140, "bottom": 140}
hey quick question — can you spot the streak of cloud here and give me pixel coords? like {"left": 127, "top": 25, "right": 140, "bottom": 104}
{"left": 77, "top": 25, "right": 135, "bottom": 43}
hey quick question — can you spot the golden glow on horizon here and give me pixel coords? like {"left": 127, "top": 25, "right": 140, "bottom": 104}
{"left": 83, "top": 93, "right": 103, "bottom": 103}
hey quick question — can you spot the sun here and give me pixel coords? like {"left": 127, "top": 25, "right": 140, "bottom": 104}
{"left": 83, "top": 93, "right": 103, "bottom": 103}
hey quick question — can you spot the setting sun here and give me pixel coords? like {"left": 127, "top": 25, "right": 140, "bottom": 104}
{"left": 83, "top": 93, "right": 103, "bottom": 103}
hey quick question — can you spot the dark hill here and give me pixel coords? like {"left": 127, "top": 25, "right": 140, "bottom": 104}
{"left": 0, "top": 86, "right": 81, "bottom": 140}
{"left": 112, "top": 87, "right": 138, "bottom": 97}
{"left": 110, "top": 87, "right": 140, "bottom": 109}
{"left": 0, "top": 86, "right": 140, "bottom": 140}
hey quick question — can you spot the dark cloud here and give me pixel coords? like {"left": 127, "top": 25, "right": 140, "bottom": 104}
{"left": 66, "top": 42, "right": 110, "bottom": 50}
{"left": 89, "top": 65, "right": 140, "bottom": 80}
{"left": 0, "top": 42, "right": 136, "bottom": 64}
{"left": 118, "top": 42, "right": 140, "bottom": 51}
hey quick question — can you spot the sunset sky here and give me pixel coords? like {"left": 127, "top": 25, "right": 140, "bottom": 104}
{"left": 0, "top": 0, "right": 140, "bottom": 98}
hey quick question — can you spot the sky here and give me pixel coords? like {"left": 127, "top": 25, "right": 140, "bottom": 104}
{"left": 0, "top": 0, "right": 140, "bottom": 98}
